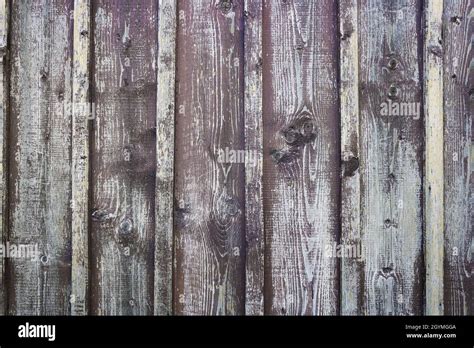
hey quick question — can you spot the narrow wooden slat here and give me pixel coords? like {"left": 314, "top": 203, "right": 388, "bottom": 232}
{"left": 71, "top": 0, "right": 91, "bottom": 316}
{"left": 262, "top": 0, "right": 340, "bottom": 315}
{"left": 154, "top": 0, "right": 176, "bottom": 316}
{"left": 174, "top": 0, "right": 245, "bottom": 315}
{"left": 358, "top": 0, "right": 424, "bottom": 315}
{"left": 0, "top": 0, "right": 6, "bottom": 48}
{"left": 9, "top": 0, "right": 74, "bottom": 314}
{"left": 244, "top": 0, "right": 264, "bottom": 316}
{"left": 443, "top": 0, "right": 473, "bottom": 315}
{"left": 340, "top": 0, "right": 362, "bottom": 315}
{"left": 0, "top": 0, "right": 8, "bottom": 315}
{"left": 424, "top": 0, "right": 444, "bottom": 316}
{"left": 91, "top": 0, "right": 157, "bottom": 315}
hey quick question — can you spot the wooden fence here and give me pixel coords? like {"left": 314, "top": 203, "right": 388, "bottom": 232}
{"left": 0, "top": 0, "right": 472, "bottom": 315}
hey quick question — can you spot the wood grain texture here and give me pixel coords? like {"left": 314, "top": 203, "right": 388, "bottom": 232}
{"left": 90, "top": 0, "right": 157, "bottom": 315}
{"left": 340, "top": 0, "right": 362, "bottom": 315}
{"left": 9, "top": 0, "right": 73, "bottom": 315}
{"left": 244, "top": 0, "right": 264, "bottom": 316}
{"left": 1, "top": 0, "right": 472, "bottom": 317}
{"left": 155, "top": 0, "right": 176, "bottom": 316}
{"left": 174, "top": 0, "right": 245, "bottom": 315}
{"left": 443, "top": 0, "right": 473, "bottom": 315}
{"left": 0, "top": 0, "right": 7, "bottom": 316}
{"left": 71, "top": 0, "right": 91, "bottom": 316}
{"left": 262, "top": 0, "right": 340, "bottom": 315}
{"left": 358, "top": 0, "right": 424, "bottom": 315}
{"left": 424, "top": 0, "right": 444, "bottom": 316}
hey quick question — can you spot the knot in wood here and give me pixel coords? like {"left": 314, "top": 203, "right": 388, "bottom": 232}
{"left": 387, "top": 57, "right": 399, "bottom": 70}
{"left": 282, "top": 126, "right": 298, "bottom": 145}
{"left": 40, "top": 254, "right": 49, "bottom": 265}
{"left": 217, "top": 0, "right": 233, "bottom": 13}
{"left": 380, "top": 266, "right": 396, "bottom": 279}
{"left": 119, "top": 218, "right": 133, "bottom": 235}
{"left": 342, "top": 156, "right": 359, "bottom": 177}
{"left": 91, "top": 209, "right": 114, "bottom": 222}
{"left": 428, "top": 45, "right": 443, "bottom": 58}
{"left": 387, "top": 84, "right": 399, "bottom": 100}
{"left": 40, "top": 67, "right": 49, "bottom": 80}
{"left": 450, "top": 16, "right": 462, "bottom": 25}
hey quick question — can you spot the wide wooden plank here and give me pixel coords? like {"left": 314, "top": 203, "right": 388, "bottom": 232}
{"left": 262, "top": 0, "right": 340, "bottom": 315}
{"left": 244, "top": 0, "right": 264, "bottom": 316}
{"left": 340, "top": 0, "right": 362, "bottom": 315}
{"left": 424, "top": 0, "right": 444, "bottom": 315}
{"left": 174, "top": 0, "right": 245, "bottom": 315}
{"left": 154, "top": 0, "right": 176, "bottom": 316}
{"left": 9, "top": 0, "right": 74, "bottom": 315}
{"left": 358, "top": 0, "right": 424, "bottom": 315}
{"left": 90, "top": 0, "right": 157, "bottom": 315}
{"left": 71, "top": 0, "right": 91, "bottom": 316}
{"left": 0, "top": 0, "right": 8, "bottom": 316}
{"left": 443, "top": 0, "right": 473, "bottom": 315}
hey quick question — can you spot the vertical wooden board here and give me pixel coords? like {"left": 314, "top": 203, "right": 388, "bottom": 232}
{"left": 340, "top": 0, "right": 362, "bottom": 315}
{"left": 0, "top": 0, "right": 7, "bottom": 315}
{"left": 244, "top": 0, "right": 264, "bottom": 316}
{"left": 262, "top": 0, "right": 340, "bottom": 315}
{"left": 91, "top": 0, "right": 157, "bottom": 315}
{"left": 155, "top": 0, "right": 176, "bottom": 316}
{"left": 174, "top": 0, "right": 245, "bottom": 315}
{"left": 358, "top": 0, "right": 424, "bottom": 315}
{"left": 71, "top": 0, "right": 91, "bottom": 316}
{"left": 9, "top": 0, "right": 73, "bottom": 315}
{"left": 443, "top": 0, "right": 473, "bottom": 315}
{"left": 0, "top": 0, "right": 6, "bottom": 49}
{"left": 424, "top": 0, "right": 444, "bottom": 316}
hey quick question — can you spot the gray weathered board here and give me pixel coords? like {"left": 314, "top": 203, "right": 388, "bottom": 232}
{"left": 0, "top": 0, "right": 471, "bottom": 315}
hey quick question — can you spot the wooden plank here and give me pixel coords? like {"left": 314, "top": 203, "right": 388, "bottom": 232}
{"left": 174, "top": 0, "right": 245, "bottom": 315}
{"left": 443, "top": 0, "right": 473, "bottom": 315}
{"left": 262, "top": 0, "right": 340, "bottom": 315}
{"left": 9, "top": 0, "right": 74, "bottom": 315}
{"left": 424, "top": 0, "right": 444, "bottom": 316}
{"left": 90, "top": 0, "right": 157, "bottom": 315}
{"left": 71, "top": 0, "right": 91, "bottom": 316}
{"left": 358, "top": 0, "right": 424, "bottom": 315}
{"left": 244, "top": 0, "right": 264, "bottom": 316}
{"left": 0, "top": 0, "right": 8, "bottom": 316}
{"left": 0, "top": 0, "right": 6, "bottom": 48}
{"left": 340, "top": 0, "right": 362, "bottom": 315}
{"left": 154, "top": 0, "right": 176, "bottom": 316}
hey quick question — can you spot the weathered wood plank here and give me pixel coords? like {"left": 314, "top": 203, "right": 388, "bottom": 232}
{"left": 443, "top": 0, "right": 473, "bottom": 315}
{"left": 244, "top": 0, "right": 264, "bottom": 316}
{"left": 0, "top": 0, "right": 8, "bottom": 316}
{"left": 174, "top": 0, "right": 245, "bottom": 315}
{"left": 154, "top": 0, "right": 176, "bottom": 316}
{"left": 9, "top": 0, "right": 74, "bottom": 314}
{"left": 0, "top": 0, "right": 6, "bottom": 48}
{"left": 262, "top": 0, "right": 340, "bottom": 315}
{"left": 424, "top": 0, "right": 444, "bottom": 316}
{"left": 358, "top": 0, "right": 424, "bottom": 315}
{"left": 90, "top": 0, "right": 157, "bottom": 315}
{"left": 71, "top": 0, "right": 91, "bottom": 316}
{"left": 340, "top": 0, "right": 362, "bottom": 315}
